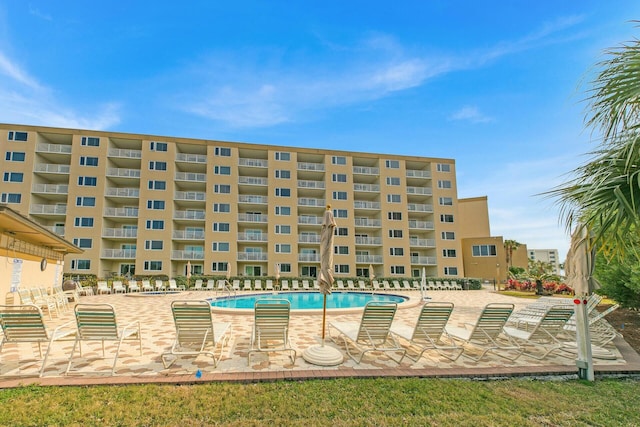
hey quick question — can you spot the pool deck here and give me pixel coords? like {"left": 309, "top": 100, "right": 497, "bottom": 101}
{"left": 1, "top": 286, "right": 639, "bottom": 388}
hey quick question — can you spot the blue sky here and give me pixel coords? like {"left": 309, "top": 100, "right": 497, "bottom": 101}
{"left": 2, "top": 2, "right": 639, "bottom": 261}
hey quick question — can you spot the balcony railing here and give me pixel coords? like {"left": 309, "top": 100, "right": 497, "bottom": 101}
{"left": 354, "top": 218, "right": 381, "bottom": 227}
{"left": 409, "top": 237, "right": 436, "bottom": 247}
{"left": 298, "top": 198, "right": 325, "bottom": 207}
{"left": 106, "top": 168, "right": 141, "bottom": 179}
{"left": 175, "top": 172, "right": 206, "bottom": 182}
{"left": 176, "top": 152, "right": 207, "bottom": 163}
{"left": 105, "top": 187, "right": 139, "bottom": 198}
{"left": 103, "top": 207, "right": 139, "bottom": 217}
{"left": 355, "top": 236, "right": 382, "bottom": 245}
{"left": 238, "top": 176, "right": 268, "bottom": 186}
{"left": 238, "top": 195, "right": 268, "bottom": 204}
{"left": 32, "top": 184, "right": 68, "bottom": 194}
{"left": 237, "top": 233, "right": 268, "bottom": 242}
{"left": 174, "top": 210, "right": 206, "bottom": 220}
{"left": 172, "top": 230, "right": 205, "bottom": 240}
{"left": 406, "top": 169, "right": 431, "bottom": 179}
{"left": 238, "top": 158, "right": 268, "bottom": 168}
{"left": 298, "top": 216, "right": 323, "bottom": 225}
{"left": 102, "top": 249, "right": 137, "bottom": 258}
{"left": 406, "top": 186, "right": 432, "bottom": 196}
{"left": 354, "top": 201, "right": 381, "bottom": 210}
{"left": 108, "top": 148, "right": 142, "bottom": 159}
{"left": 353, "top": 166, "right": 379, "bottom": 175}
{"left": 410, "top": 256, "right": 437, "bottom": 265}
{"left": 297, "top": 180, "right": 325, "bottom": 189}
{"left": 298, "top": 254, "right": 320, "bottom": 262}
{"left": 298, "top": 234, "right": 320, "bottom": 243}
{"left": 103, "top": 228, "right": 138, "bottom": 238}
{"left": 238, "top": 213, "right": 267, "bottom": 223}
{"left": 34, "top": 164, "right": 70, "bottom": 174}
{"left": 408, "top": 220, "right": 434, "bottom": 230}
{"left": 47, "top": 225, "right": 65, "bottom": 236}
{"left": 407, "top": 203, "right": 433, "bottom": 213}
{"left": 353, "top": 183, "right": 380, "bottom": 192}
{"left": 355, "top": 255, "right": 383, "bottom": 263}
{"left": 297, "top": 162, "right": 325, "bottom": 172}
{"left": 175, "top": 191, "right": 206, "bottom": 201}
{"left": 172, "top": 250, "right": 205, "bottom": 260}
{"left": 237, "top": 252, "right": 268, "bottom": 261}
{"left": 30, "top": 204, "right": 66, "bottom": 215}
{"left": 36, "top": 142, "right": 72, "bottom": 154}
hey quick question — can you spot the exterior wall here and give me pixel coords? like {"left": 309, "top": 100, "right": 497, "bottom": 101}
{"left": 528, "top": 248, "right": 561, "bottom": 275}
{"left": 511, "top": 243, "right": 529, "bottom": 270}
{"left": 461, "top": 236, "right": 506, "bottom": 283}
{"left": 457, "top": 196, "right": 491, "bottom": 238}
{"left": 0, "top": 123, "right": 472, "bottom": 280}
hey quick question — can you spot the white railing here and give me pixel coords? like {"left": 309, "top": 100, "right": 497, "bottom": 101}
{"left": 172, "top": 250, "right": 205, "bottom": 260}
{"left": 175, "top": 172, "right": 206, "bottom": 182}
{"left": 298, "top": 198, "right": 325, "bottom": 207}
{"left": 102, "top": 249, "right": 137, "bottom": 258}
{"left": 106, "top": 168, "right": 141, "bottom": 178}
{"left": 238, "top": 213, "right": 267, "bottom": 223}
{"left": 406, "top": 169, "right": 431, "bottom": 179}
{"left": 34, "top": 164, "right": 70, "bottom": 174}
{"left": 353, "top": 183, "right": 380, "bottom": 192}
{"left": 353, "top": 166, "right": 379, "bottom": 175}
{"left": 176, "top": 152, "right": 207, "bottom": 163}
{"left": 409, "top": 237, "right": 436, "bottom": 247}
{"left": 354, "top": 218, "right": 381, "bottom": 227}
{"left": 103, "top": 228, "right": 138, "bottom": 238}
{"left": 175, "top": 191, "right": 206, "bottom": 201}
{"left": 297, "top": 180, "right": 325, "bottom": 189}
{"left": 408, "top": 220, "right": 434, "bottom": 230}
{"left": 238, "top": 158, "right": 268, "bottom": 168}
{"left": 36, "top": 143, "right": 72, "bottom": 154}
{"left": 410, "top": 256, "right": 437, "bottom": 265}
{"left": 108, "top": 148, "right": 142, "bottom": 159}
{"left": 406, "top": 186, "right": 432, "bottom": 196}
{"left": 355, "top": 255, "right": 383, "bottom": 263}
{"left": 103, "top": 207, "right": 139, "bottom": 217}
{"left": 354, "top": 201, "right": 381, "bottom": 210}
{"left": 355, "top": 236, "right": 382, "bottom": 245}
{"left": 407, "top": 203, "right": 433, "bottom": 213}
{"left": 174, "top": 210, "right": 206, "bottom": 220}
{"left": 298, "top": 216, "right": 323, "bottom": 225}
{"left": 297, "top": 162, "right": 325, "bottom": 172}
{"left": 105, "top": 187, "right": 139, "bottom": 198}
{"left": 238, "top": 195, "right": 268, "bottom": 204}
{"left": 238, "top": 176, "right": 268, "bottom": 186}
{"left": 298, "top": 254, "right": 320, "bottom": 262}
{"left": 237, "top": 233, "right": 268, "bottom": 242}
{"left": 237, "top": 252, "right": 268, "bottom": 261}
{"left": 298, "top": 234, "right": 320, "bottom": 243}
{"left": 32, "top": 184, "right": 68, "bottom": 194}
{"left": 30, "top": 204, "right": 67, "bottom": 215}
{"left": 172, "top": 230, "right": 205, "bottom": 240}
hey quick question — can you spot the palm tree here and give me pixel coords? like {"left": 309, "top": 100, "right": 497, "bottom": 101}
{"left": 546, "top": 31, "right": 640, "bottom": 257}
{"left": 504, "top": 239, "right": 521, "bottom": 269}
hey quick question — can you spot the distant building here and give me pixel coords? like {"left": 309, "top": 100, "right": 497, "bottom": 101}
{"left": 528, "top": 249, "right": 560, "bottom": 275}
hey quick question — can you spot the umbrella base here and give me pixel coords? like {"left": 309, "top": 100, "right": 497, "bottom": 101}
{"left": 302, "top": 344, "right": 343, "bottom": 366}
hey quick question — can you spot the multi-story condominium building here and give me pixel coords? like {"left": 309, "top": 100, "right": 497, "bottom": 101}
{"left": 1, "top": 123, "right": 473, "bottom": 280}
{"left": 528, "top": 249, "right": 561, "bottom": 275}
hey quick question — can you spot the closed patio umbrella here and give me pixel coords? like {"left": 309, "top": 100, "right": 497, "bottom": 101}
{"left": 369, "top": 264, "right": 375, "bottom": 289}
{"left": 186, "top": 261, "right": 192, "bottom": 288}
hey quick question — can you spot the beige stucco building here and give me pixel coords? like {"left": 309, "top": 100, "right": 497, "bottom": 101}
{"left": 1, "top": 123, "right": 509, "bottom": 281}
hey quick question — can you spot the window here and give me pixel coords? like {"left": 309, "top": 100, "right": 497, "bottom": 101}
{"left": 212, "top": 242, "right": 230, "bottom": 252}
{"left": 388, "top": 212, "right": 402, "bottom": 220}
{"left": 389, "top": 229, "right": 403, "bottom": 238}
{"left": 334, "top": 246, "right": 349, "bottom": 255}
{"left": 275, "top": 206, "right": 291, "bottom": 216}
{"left": 332, "top": 173, "right": 347, "bottom": 183}
{"left": 147, "top": 200, "right": 165, "bottom": 210}
{"left": 391, "top": 265, "right": 405, "bottom": 275}
{"left": 440, "top": 214, "right": 454, "bottom": 223}
{"left": 390, "top": 248, "right": 404, "bottom": 256}
{"left": 212, "top": 222, "right": 230, "bottom": 232}
{"left": 386, "top": 177, "right": 400, "bottom": 186}
{"left": 213, "top": 203, "right": 230, "bottom": 213}
{"left": 76, "top": 196, "right": 96, "bottom": 207}
{"left": 5, "top": 152, "right": 25, "bottom": 162}
{"left": 149, "top": 161, "right": 167, "bottom": 171}
{"left": 8, "top": 131, "right": 28, "bottom": 141}
{"left": 332, "top": 191, "right": 347, "bottom": 200}
{"left": 80, "top": 156, "right": 98, "bottom": 166}
{"left": 385, "top": 160, "right": 400, "bottom": 169}
{"left": 275, "top": 244, "right": 291, "bottom": 253}
{"left": 148, "top": 180, "right": 166, "bottom": 190}
{"left": 275, "top": 151, "right": 290, "bottom": 161}
{"left": 81, "top": 136, "right": 100, "bottom": 146}
{"left": 279, "top": 263, "right": 292, "bottom": 273}
{"left": 150, "top": 141, "right": 167, "bottom": 151}
{"left": 275, "top": 188, "right": 291, "bottom": 197}
{"left": 334, "top": 264, "right": 350, "bottom": 274}
{"left": 71, "top": 259, "right": 91, "bottom": 270}
{"left": 437, "top": 163, "right": 451, "bottom": 172}
{"left": 444, "top": 267, "right": 458, "bottom": 276}
{"left": 211, "top": 262, "right": 229, "bottom": 272}
{"left": 145, "top": 240, "right": 164, "bottom": 250}
{"left": 275, "top": 225, "right": 291, "bottom": 234}
{"left": 74, "top": 217, "right": 94, "bottom": 227}
{"left": 336, "top": 227, "right": 348, "bottom": 236}
{"left": 214, "top": 184, "right": 231, "bottom": 194}
{"left": 3, "top": 172, "right": 23, "bottom": 182}
{"left": 144, "top": 261, "right": 163, "bottom": 271}
{"left": 387, "top": 194, "right": 401, "bottom": 203}
{"left": 441, "top": 231, "right": 455, "bottom": 240}
{"left": 438, "top": 197, "right": 453, "bottom": 206}
{"left": 442, "top": 249, "right": 457, "bottom": 257}
{"left": 331, "top": 156, "right": 346, "bottom": 165}
{"left": 438, "top": 180, "right": 452, "bottom": 189}
{"left": 72, "top": 238, "right": 93, "bottom": 249}
{"left": 275, "top": 170, "right": 290, "bottom": 179}
{"left": 145, "top": 220, "right": 164, "bottom": 230}
{"left": 472, "top": 244, "right": 497, "bottom": 257}
{"left": 77, "top": 176, "right": 97, "bottom": 186}
{"left": 333, "top": 209, "right": 348, "bottom": 218}
{"left": 214, "top": 166, "right": 231, "bottom": 175}
{"left": 215, "top": 147, "right": 231, "bottom": 156}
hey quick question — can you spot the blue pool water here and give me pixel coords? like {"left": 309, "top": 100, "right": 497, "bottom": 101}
{"left": 208, "top": 291, "right": 407, "bottom": 310}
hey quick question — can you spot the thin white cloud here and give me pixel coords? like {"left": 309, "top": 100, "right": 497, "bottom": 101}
{"left": 0, "top": 51, "right": 41, "bottom": 89}
{"left": 449, "top": 106, "right": 494, "bottom": 124}
{"left": 28, "top": 5, "right": 52, "bottom": 21}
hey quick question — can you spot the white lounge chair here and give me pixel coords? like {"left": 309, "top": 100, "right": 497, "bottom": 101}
{"left": 112, "top": 281, "right": 126, "bottom": 294}
{"left": 127, "top": 280, "right": 141, "bottom": 293}
{"left": 96, "top": 281, "right": 111, "bottom": 295}
{"left": 142, "top": 280, "right": 153, "bottom": 292}
{"left": 168, "top": 280, "right": 185, "bottom": 292}
{"left": 249, "top": 299, "right": 296, "bottom": 364}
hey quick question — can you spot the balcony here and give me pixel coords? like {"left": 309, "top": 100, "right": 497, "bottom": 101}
{"left": 237, "top": 233, "right": 268, "bottom": 242}
{"left": 355, "top": 236, "right": 382, "bottom": 245}
{"left": 298, "top": 216, "right": 323, "bottom": 225}
{"left": 174, "top": 210, "right": 206, "bottom": 220}
{"left": 102, "top": 249, "right": 137, "bottom": 259}
{"left": 297, "top": 180, "right": 325, "bottom": 190}
{"left": 172, "top": 230, "right": 205, "bottom": 240}
{"left": 105, "top": 187, "right": 140, "bottom": 198}
{"left": 46, "top": 225, "right": 65, "bottom": 236}
{"left": 353, "top": 183, "right": 380, "bottom": 192}
{"left": 238, "top": 252, "right": 268, "bottom": 261}
{"left": 238, "top": 176, "right": 268, "bottom": 186}
{"left": 406, "top": 169, "right": 431, "bottom": 179}
{"left": 30, "top": 204, "right": 66, "bottom": 215}
{"left": 238, "top": 158, "right": 268, "bottom": 168}
{"left": 103, "top": 207, "right": 139, "bottom": 218}
{"left": 355, "top": 255, "right": 383, "bottom": 264}
{"left": 36, "top": 142, "right": 72, "bottom": 154}
{"left": 34, "top": 164, "right": 70, "bottom": 174}
{"left": 297, "top": 162, "right": 325, "bottom": 172}
{"left": 354, "top": 201, "right": 381, "bottom": 210}
{"left": 108, "top": 148, "right": 142, "bottom": 159}
{"left": 408, "top": 220, "right": 434, "bottom": 230}
{"left": 238, "top": 213, "right": 267, "bottom": 223}
{"left": 407, "top": 203, "right": 433, "bottom": 213}
{"left": 175, "top": 191, "right": 206, "bottom": 201}
{"left": 354, "top": 218, "right": 381, "bottom": 227}
{"left": 238, "top": 195, "right": 268, "bottom": 204}
{"left": 103, "top": 228, "right": 138, "bottom": 238}
{"left": 298, "top": 234, "right": 320, "bottom": 243}
{"left": 406, "top": 186, "right": 432, "bottom": 196}
{"left": 298, "top": 197, "right": 325, "bottom": 207}
{"left": 32, "top": 184, "right": 68, "bottom": 195}
{"left": 175, "top": 172, "right": 206, "bottom": 183}
{"left": 298, "top": 254, "right": 320, "bottom": 262}
{"left": 353, "top": 166, "right": 379, "bottom": 175}
{"left": 172, "top": 250, "right": 205, "bottom": 260}
{"left": 106, "top": 167, "right": 141, "bottom": 179}
{"left": 409, "top": 237, "right": 436, "bottom": 247}
{"left": 410, "top": 256, "right": 437, "bottom": 265}
{"left": 176, "top": 152, "right": 207, "bottom": 163}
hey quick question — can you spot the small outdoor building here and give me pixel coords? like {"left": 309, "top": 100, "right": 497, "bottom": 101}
{"left": 0, "top": 204, "right": 82, "bottom": 301}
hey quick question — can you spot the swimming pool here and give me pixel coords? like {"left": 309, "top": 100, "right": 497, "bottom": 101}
{"left": 208, "top": 291, "right": 407, "bottom": 310}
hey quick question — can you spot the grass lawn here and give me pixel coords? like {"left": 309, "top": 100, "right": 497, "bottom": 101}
{"left": 1, "top": 378, "right": 639, "bottom": 426}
